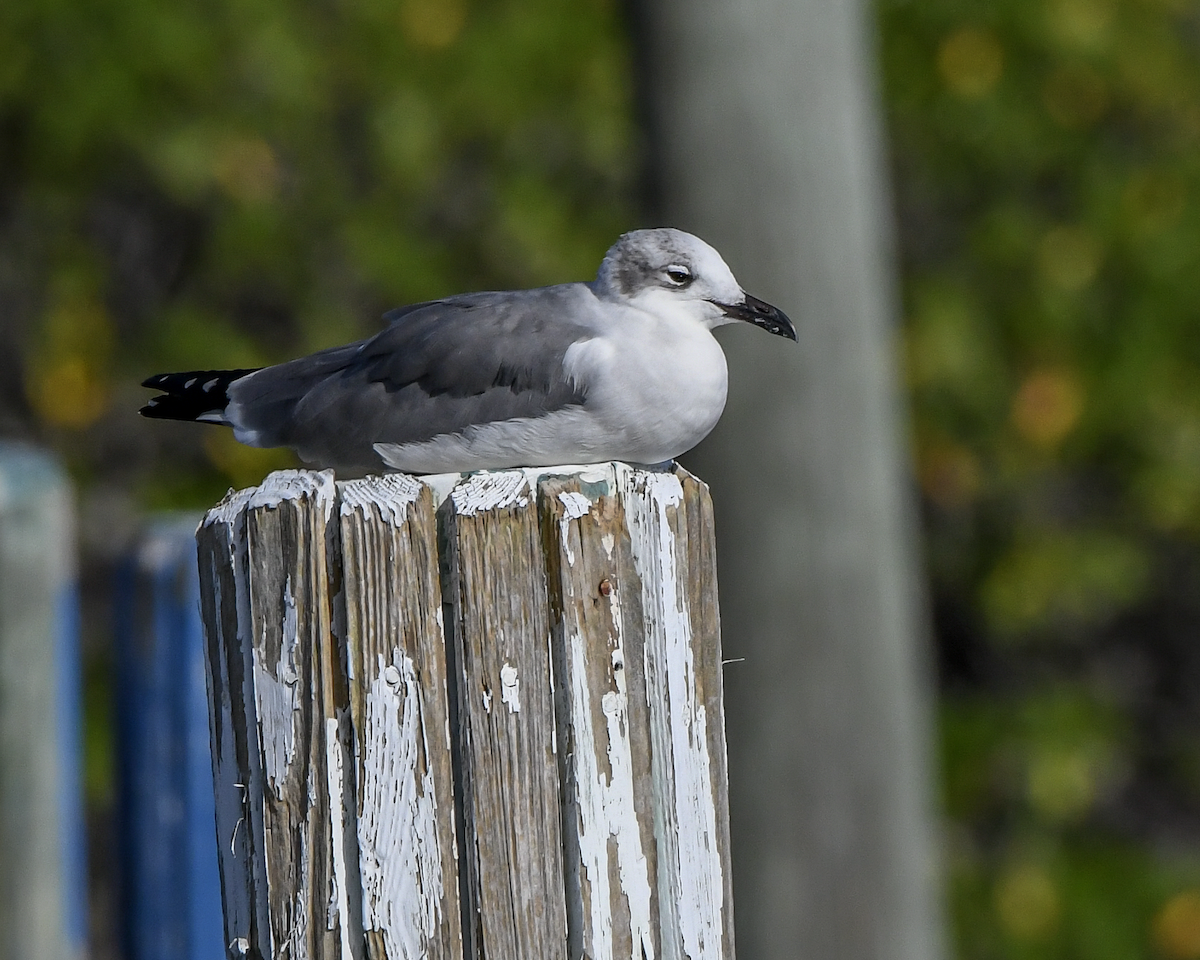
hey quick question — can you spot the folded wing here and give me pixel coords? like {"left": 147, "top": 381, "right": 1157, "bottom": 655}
{"left": 227, "top": 285, "right": 597, "bottom": 470}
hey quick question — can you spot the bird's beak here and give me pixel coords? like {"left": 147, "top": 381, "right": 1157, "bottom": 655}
{"left": 713, "top": 294, "right": 797, "bottom": 341}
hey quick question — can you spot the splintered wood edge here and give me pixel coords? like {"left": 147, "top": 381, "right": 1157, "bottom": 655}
{"left": 538, "top": 467, "right": 662, "bottom": 960}
{"left": 448, "top": 470, "right": 532, "bottom": 516}
{"left": 247, "top": 468, "right": 337, "bottom": 513}
{"left": 336, "top": 473, "right": 462, "bottom": 960}
{"left": 615, "top": 463, "right": 729, "bottom": 959}
{"left": 244, "top": 469, "right": 351, "bottom": 959}
{"left": 441, "top": 468, "right": 571, "bottom": 958}
{"left": 198, "top": 485, "right": 255, "bottom": 534}
{"left": 338, "top": 472, "right": 425, "bottom": 524}
{"left": 195, "top": 484, "right": 265, "bottom": 957}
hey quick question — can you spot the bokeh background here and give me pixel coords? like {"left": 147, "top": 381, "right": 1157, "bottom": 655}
{"left": 3, "top": 0, "right": 1200, "bottom": 956}
{"left": 885, "top": 1, "right": 1200, "bottom": 955}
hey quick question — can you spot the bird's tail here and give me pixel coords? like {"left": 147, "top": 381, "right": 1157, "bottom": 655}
{"left": 140, "top": 369, "right": 260, "bottom": 424}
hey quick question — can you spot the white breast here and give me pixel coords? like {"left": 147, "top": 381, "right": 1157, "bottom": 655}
{"left": 563, "top": 307, "right": 729, "bottom": 464}
{"left": 373, "top": 299, "right": 730, "bottom": 473}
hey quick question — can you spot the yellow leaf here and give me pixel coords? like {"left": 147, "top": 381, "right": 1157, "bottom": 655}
{"left": 938, "top": 28, "right": 1004, "bottom": 100}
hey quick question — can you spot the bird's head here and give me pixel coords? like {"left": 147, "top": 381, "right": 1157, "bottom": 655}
{"left": 594, "top": 227, "right": 796, "bottom": 340}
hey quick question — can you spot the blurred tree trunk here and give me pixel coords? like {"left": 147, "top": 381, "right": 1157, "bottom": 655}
{"left": 629, "top": 1, "right": 945, "bottom": 958}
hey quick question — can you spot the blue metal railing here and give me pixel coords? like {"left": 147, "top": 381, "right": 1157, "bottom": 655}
{"left": 115, "top": 518, "right": 223, "bottom": 960}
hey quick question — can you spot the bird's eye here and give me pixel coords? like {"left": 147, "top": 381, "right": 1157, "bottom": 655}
{"left": 665, "top": 264, "right": 693, "bottom": 287}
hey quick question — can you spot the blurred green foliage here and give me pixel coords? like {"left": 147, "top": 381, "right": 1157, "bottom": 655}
{"left": 880, "top": 0, "right": 1200, "bottom": 954}
{"left": 0, "top": 0, "right": 636, "bottom": 498}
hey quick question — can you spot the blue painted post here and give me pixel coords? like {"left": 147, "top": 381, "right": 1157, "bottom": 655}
{"left": 115, "top": 517, "right": 223, "bottom": 960}
{"left": 0, "top": 442, "right": 87, "bottom": 960}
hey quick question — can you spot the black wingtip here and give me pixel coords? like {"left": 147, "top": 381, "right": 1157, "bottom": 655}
{"left": 138, "top": 368, "right": 260, "bottom": 423}
{"left": 139, "top": 397, "right": 171, "bottom": 419}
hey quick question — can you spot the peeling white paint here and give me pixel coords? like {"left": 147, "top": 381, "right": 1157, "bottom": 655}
{"left": 557, "top": 490, "right": 593, "bottom": 567}
{"left": 249, "top": 469, "right": 336, "bottom": 521}
{"left": 499, "top": 663, "right": 521, "bottom": 714}
{"left": 449, "top": 471, "right": 530, "bottom": 516}
{"left": 429, "top": 463, "right": 616, "bottom": 514}
{"left": 620, "top": 466, "right": 724, "bottom": 959}
{"left": 412, "top": 463, "right": 613, "bottom": 511}
{"left": 338, "top": 473, "right": 423, "bottom": 525}
{"left": 253, "top": 576, "right": 301, "bottom": 799}
{"left": 358, "top": 651, "right": 445, "bottom": 959}
{"left": 575, "top": 464, "right": 612, "bottom": 485}
{"left": 199, "top": 486, "right": 255, "bottom": 533}
{"left": 558, "top": 490, "right": 592, "bottom": 520}
{"left": 564, "top": 582, "right": 655, "bottom": 960}
{"left": 521, "top": 462, "right": 609, "bottom": 490}
{"left": 204, "top": 471, "right": 348, "bottom": 960}
{"left": 326, "top": 716, "right": 354, "bottom": 954}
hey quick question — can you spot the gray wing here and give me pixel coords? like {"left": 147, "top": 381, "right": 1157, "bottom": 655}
{"left": 227, "top": 284, "right": 596, "bottom": 470}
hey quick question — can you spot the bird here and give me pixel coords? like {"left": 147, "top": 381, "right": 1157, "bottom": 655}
{"left": 141, "top": 228, "right": 795, "bottom": 474}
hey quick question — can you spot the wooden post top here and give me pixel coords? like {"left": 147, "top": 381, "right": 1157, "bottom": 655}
{"left": 196, "top": 462, "right": 734, "bottom": 960}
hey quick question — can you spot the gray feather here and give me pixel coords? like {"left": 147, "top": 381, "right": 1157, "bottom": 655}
{"left": 228, "top": 285, "right": 596, "bottom": 470}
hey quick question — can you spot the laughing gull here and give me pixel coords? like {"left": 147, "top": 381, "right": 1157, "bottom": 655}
{"left": 141, "top": 228, "right": 795, "bottom": 473}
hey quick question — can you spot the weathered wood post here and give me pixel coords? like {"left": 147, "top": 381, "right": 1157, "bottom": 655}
{"left": 196, "top": 463, "right": 733, "bottom": 960}
{"left": 0, "top": 443, "right": 86, "bottom": 960}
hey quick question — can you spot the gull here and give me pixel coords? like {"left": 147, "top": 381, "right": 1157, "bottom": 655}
{"left": 141, "top": 228, "right": 795, "bottom": 474}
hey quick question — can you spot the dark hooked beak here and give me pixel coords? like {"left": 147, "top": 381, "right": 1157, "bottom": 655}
{"left": 712, "top": 293, "right": 797, "bottom": 341}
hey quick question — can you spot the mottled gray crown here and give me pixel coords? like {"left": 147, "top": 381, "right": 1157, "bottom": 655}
{"left": 597, "top": 228, "right": 716, "bottom": 298}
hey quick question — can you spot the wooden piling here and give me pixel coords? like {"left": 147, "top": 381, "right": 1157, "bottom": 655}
{"left": 0, "top": 444, "right": 85, "bottom": 960}
{"left": 337, "top": 475, "right": 460, "bottom": 960}
{"left": 441, "top": 473, "right": 568, "bottom": 959}
{"left": 197, "top": 463, "right": 734, "bottom": 960}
